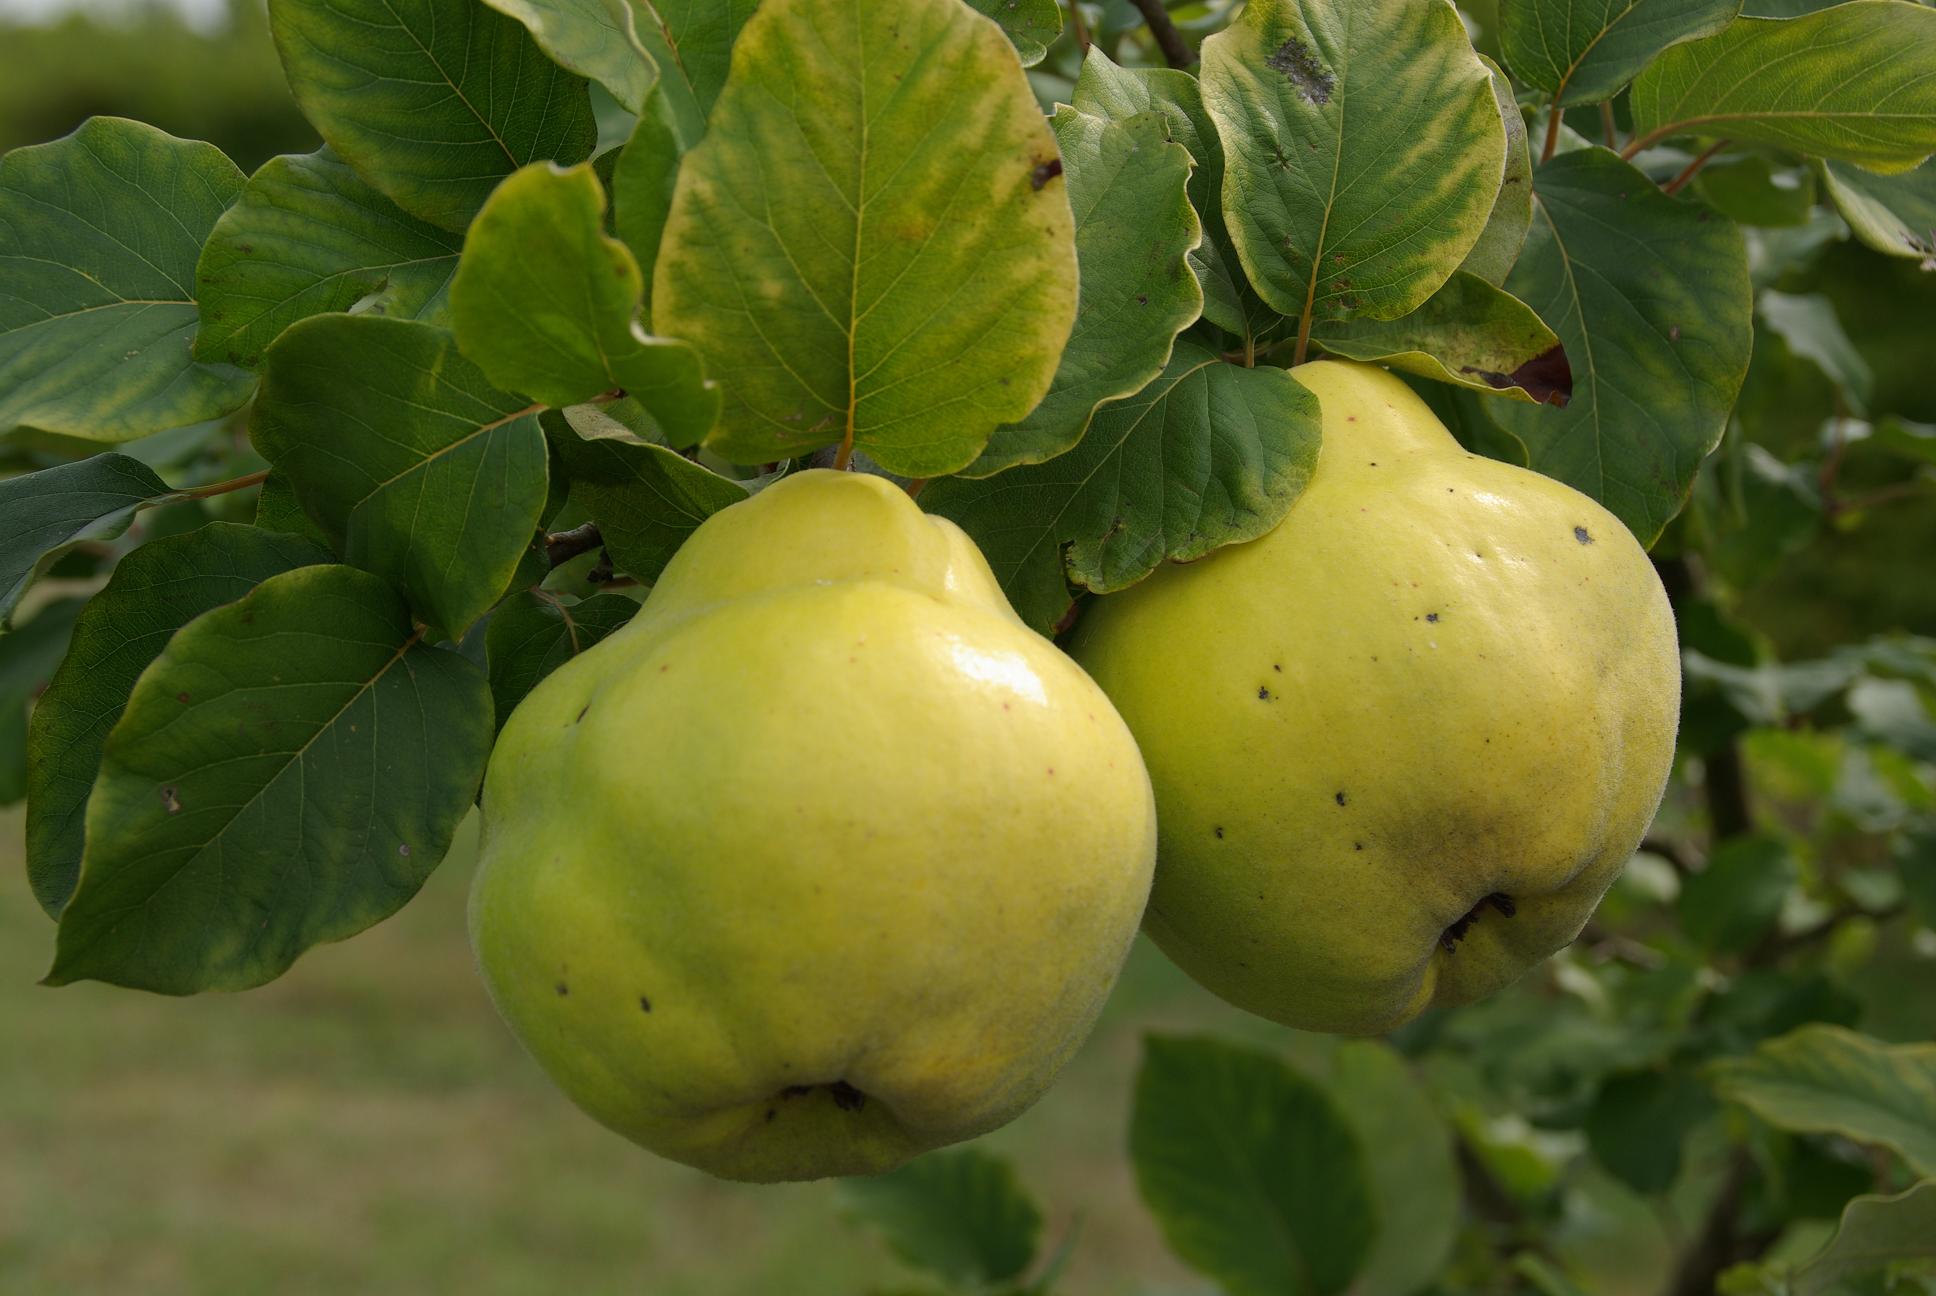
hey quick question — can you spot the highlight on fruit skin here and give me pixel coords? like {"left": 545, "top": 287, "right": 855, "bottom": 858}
{"left": 469, "top": 470, "right": 1157, "bottom": 1183}
{"left": 1072, "top": 360, "right": 1682, "bottom": 1037}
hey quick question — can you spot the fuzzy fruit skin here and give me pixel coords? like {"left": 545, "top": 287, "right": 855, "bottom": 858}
{"left": 1069, "top": 361, "right": 1680, "bottom": 1036}
{"left": 470, "top": 470, "right": 1156, "bottom": 1182}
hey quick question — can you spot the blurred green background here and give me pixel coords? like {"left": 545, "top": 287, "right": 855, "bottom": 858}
{"left": 0, "top": 808, "right": 1223, "bottom": 1295}
{"left": 3, "top": 4, "right": 1934, "bottom": 1294}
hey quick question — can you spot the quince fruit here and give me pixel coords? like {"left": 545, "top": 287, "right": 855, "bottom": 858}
{"left": 471, "top": 470, "right": 1155, "bottom": 1180}
{"left": 1070, "top": 361, "right": 1680, "bottom": 1035}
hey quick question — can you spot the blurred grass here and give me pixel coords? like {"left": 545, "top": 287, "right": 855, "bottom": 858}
{"left": 0, "top": 5, "right": 315, "bottom": 170}
{"left": 0, "top": 808, "right": 1223, "bottom": 1295}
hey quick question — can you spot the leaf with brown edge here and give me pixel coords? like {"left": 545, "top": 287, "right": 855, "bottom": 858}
{"left": 1310, "top": 272, "right": 1571, "bottom": 407}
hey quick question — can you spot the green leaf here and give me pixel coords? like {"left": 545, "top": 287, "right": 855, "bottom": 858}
{"left": 1586, "top": 1067, "right": 1717, "bottom": 1192}
{"left": 269, "top": 0, "right": 599, "bottom": 230}
{"left": 841, "top": 1148, "right": 1045, "bottom": 1287}
{"left": 253, "top": 315, "right": 550, "bottom": 638}
{"left": 1872, "top": 417, "right": 1936, "bottom": 467}
{"left": 449, "top": 162, "right": 717, "bottom": 437}
{"left": 550, "top": 418, "right": 751, "bottom": 580}
{"left": 1310, "top": 271, "right": 1570, "bottom": 405}
{"left": 254, "top": 471, "right": 334, "bottom": 547}
{"left": 0, "top": 117, "right": 253, "bottom": 442}
{"left": 1694, "top": 155, "right": 1818, "bottom": 228}
{"left": 923, "top": 341, "right": 1322, "bottom": 634}
{"left": 0, "top": 599, "right": 82, "bottom": 807}
{"left": 1791, "top": 1181, "right": 1936, "bottom": 1295}
{"left": 652, "top": 0, "right": 1079, "bottom": 477}
{"left": 195, "top": 148, "right": 461, "bottom": 370}
{"left": 1488, "top": 147, "right": 1752, "bottom": 544}
{"left": 630, "top": 0, "right": 758, "bottom": 146}
{"left": 1820, "top": 158, "right": 1936, "bottom": 262}
{"left": 611, "top": 98, "right": 685, "bottom": 305}
{"left": 1462, "top": 56, "right": 1536, "bottom": 286}
{"left": 0, "top": 454, "right": 173, "bottom": 627}
{"left": 965, "top": 0, "right": 1062, "bottom": 65}
{"left": 23, "top": 523, "right": 329, "bottom": 917}
{"left": 1708, "top": 1024, "right": 1936, "bottom": 1175}
{"left": 1324, "top": 1041, "right": 1460, "bottom": 1296}
{"left": 1129, "top": 1035, "right": 1376, "bottom": 1296}
{"left": 1628, "top": 2, "right": 1936, "bottom": 172}
{"left": 478, "top": 0, "right": 657, "bottom": 112}
{"left": 965, "top": 108, "right": 1202, "bottom": 476}
{"left": 1757, "top": 291, "right": 1873, "bottom": 415}
{"left": 1677, "top": 833, "right": 1799, "bottom": 952}
{"left": 46, "top": 564, "right": 491, "bottom": 993}
{"left": 1071, "top": 48, "right": 1272, "bottom": 347}
{"left": 1500, "top": 0, "right": 1742, "bottom": 106}
{"left": 1200, "top": 0, "right": 1504, "bottom": 323}
{"left": 485, "top": 591, "right": 636, "bottom": 730}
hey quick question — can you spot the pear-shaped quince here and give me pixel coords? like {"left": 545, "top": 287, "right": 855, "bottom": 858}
{"left": 471, "top": 470, "right": 1156, "bottom": 1181}
{"left": 1070, "top": 361, "right": 1680, "bottom": 1035}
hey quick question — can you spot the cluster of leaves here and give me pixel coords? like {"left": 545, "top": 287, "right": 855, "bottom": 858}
{"left": 841, "top": 1023, "right": 1936, "bottom": 1296}
{"left": 2, "top": 0, "right": 1935, "bottom": 1289}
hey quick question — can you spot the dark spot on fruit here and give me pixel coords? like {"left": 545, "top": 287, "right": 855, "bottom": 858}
{"left": 639, "top": 995, "right": 652, "bottom": 1013}
{"left": 1334, "top": 791, "right": 1347, "bottom": 806}
{"left": 1257, "top": 686, "right": 1272, "bottom": 701}
{"left": 829, "top": 1081, "right": 867, "bottom": 1112}
{"left": 1574, "top": 526, "right": 1593, "bottom": 544}
{"left": 1426, "top": 612, "right": 1440, "bottom": 623}
{"left": 555, "top": 982, "right": 570, "bottom": 996}
{"left": 1030, "top": 158, "right": 1063, "bottom": 190}
{"left": 1353, "top": 842, "right": 1364, "bottom": 851}
{"left": 1214, "top": 826, "right": 1225, "bottom": 839}
{"left": 1273, "top": 663, "right": 1283, "bottom": 672}
{"left": 781, "top": 1085, "right": 811, "bottom": 1098}
{"left": 576, "top": 705, "right": 590, "bottom": 723}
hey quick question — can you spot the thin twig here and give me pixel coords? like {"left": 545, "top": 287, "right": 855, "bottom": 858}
{"left": 1665, "top": 1150, "right": 1779, "bottom": 1296}
{"left": 1066, "top": 0, "right": 1091, "bottom": 53}
{"left": 1663, "top": 140, "right": 1729, "bottom": 196}
{"left": 1129, "top": 0, "right": 1195, "bottom": 67}
{"left": 1540, "top": 95, "right": 1565, "bottom": 164}
{"left": 1752, "top": 901, "right": 1908, "bottom": 965}
{"left": 904, "top": 477, "right": 928, "bottom": 499}
{"left": 1600, "top": 101, "right": 1619, "bottom": 151}
{"left": 179, "top": 468, "right": 270, "bottom": 499}
{"left": 545, "top": 522, "right": 604, "bottom": 568}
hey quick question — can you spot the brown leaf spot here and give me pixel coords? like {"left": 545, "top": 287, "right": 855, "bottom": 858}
{"left": 1030, "top": 158, "right": 1063, "bottom": 190}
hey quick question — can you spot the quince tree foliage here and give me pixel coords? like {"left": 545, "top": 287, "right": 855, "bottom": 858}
{"left": 3, "top": 0, "right": 1936, "bottom": 1287}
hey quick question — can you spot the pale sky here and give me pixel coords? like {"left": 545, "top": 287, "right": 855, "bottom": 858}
{"left": 0, "top": 0, "right": 229, "bottom": 30}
